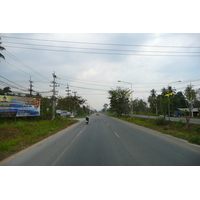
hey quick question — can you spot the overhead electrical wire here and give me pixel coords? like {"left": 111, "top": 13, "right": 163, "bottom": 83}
{"left": 0, "top": 75, "right": 28, "bottom": 90}
{"left": 2, "top": 35, "right": 200, "bottom": 57}
{"left": 57, "top": 82, "right": 108, "bottom": 92}
{"left": 2, "top": 59, "right": 32, "bottom": 76}
{"left": 2, "top": 41, "right": 200, "bottom": 54}
{"left": 58, "top": 78, "right": 119, "bottom": 88}
{"left": 55, "top": 74, "right": 200, "bottom": 90}
{"left": 57, "top": 74, "right": 120, "bottom": 85}
{"left": 0, "top": 78, "right": 53, "bottom": 95}
{"left": 57, "top": 73, "right": 200, "bottom": 86}
{"left": 0, "top": 80, "right": 28, "bottom": 92}
{"left": 4, "top": 51, "right": 40, "bottom": 76}
{"left": 2, "top": 35, "right": 200, "bottom": 48}
{"left": 3, "top": 45, "right": 200, "bottom": 57}
{"left": 3, "top": 50, "right": 52, "bottom": 82}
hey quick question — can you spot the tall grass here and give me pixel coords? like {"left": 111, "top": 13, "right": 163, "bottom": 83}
{"left": 113, "top": 115, "right": 200, "bottom": 145}
{"left": 0, "top": 117, "right": 77, "bottom": 161}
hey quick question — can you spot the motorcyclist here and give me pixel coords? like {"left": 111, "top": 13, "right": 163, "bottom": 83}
{"left": 85, "top": 116, "right": 89, "bottom": 123}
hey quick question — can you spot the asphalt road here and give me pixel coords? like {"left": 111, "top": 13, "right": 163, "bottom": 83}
{"left": 1, "top": 114, "right": 200, "bottom": 166}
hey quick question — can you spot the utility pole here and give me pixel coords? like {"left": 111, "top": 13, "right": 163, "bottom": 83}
{"left": 72, "top": 90, "right": 77, "bottom": 97}
{"left": 66, "top": 84, "right": 71, "bottom": 97}
{"left": 50, "top": 72, "right": 59, "bottom": 120}
{"left": 65, "top": 84, "right": 71, "bottom": 112}
{"left": 189, "top": 81, "right": 194, "bottom": 118}
{"left": 29, "top": 76, "right": 33, "bottom": 97}
{"left": 72, "top": 90, "right": 77, "bottom": 115}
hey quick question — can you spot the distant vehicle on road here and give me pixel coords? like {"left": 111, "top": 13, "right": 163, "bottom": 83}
{"left": 96, "top": 112, "right": 99, "bottom": 116}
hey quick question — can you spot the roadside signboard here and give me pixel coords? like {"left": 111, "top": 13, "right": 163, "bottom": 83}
{"left": 0, "top": 95, "right": 40, "bottom": 117}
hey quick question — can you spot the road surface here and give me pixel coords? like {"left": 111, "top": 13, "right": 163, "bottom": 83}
{"left": 1, "top": 114, "right": 200, "bottom": 166}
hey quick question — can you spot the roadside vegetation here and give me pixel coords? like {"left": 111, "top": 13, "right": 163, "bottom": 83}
{"left": 0, "top": 117, "right": 78, "bottom": 161}
{"left": 106, "top": 83, "right": 200, "bottom": 146}
{"left": 108, "top": 114, "right": 200, "bottom": 145}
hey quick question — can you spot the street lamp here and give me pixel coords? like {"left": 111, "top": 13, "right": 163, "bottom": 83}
{"left": 118, "top": 80, "right": 133, "bottom": 117}
{"left": 167, "top": 81, "right": 181, "bottom": 121}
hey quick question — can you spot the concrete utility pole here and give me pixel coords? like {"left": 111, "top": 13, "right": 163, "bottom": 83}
{"left": 29, "top": 76, "right": 33, "bottom": 97}
{"left": 66, "top": 84, "right": 71, "bottom": 97}
{"left": 72, "top": 90, "right": 77, "bottom": 115}
{"left": 72, "top": 90, "right": 77, "bottom": 97}
{"left": 189, "top": 81, "right": 194, "bottom": 118}
{"left": 50, "top": 72, "right": 59, "bottom": 120}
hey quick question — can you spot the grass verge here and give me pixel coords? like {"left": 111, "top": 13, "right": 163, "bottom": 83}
{"left": 0, "top": 117, "right": 78, "bottom": 161}
{"left": 108, "top": 114, "right": 200, "bottom": 145}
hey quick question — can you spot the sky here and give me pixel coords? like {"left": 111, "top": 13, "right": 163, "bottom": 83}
{"left": 1, "top": 1, "right": 200, "bottom": 111}
{"left": 1, "top": 33, "right": 200, "bottom": 111}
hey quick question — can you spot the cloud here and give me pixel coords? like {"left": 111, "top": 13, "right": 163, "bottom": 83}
{"left": 1, "top": 33, "right": 200, "bottom": 110}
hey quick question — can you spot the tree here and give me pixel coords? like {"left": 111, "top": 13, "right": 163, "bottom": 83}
{"left": 184, "top": 84, "right": 197, "bottom": 127}
{"left": 148, "top": 89, "right": 157, "bottom": 114}
{"left": 40, "top": 97, "right": 53, "bottom": 120}
{"left": 173, "top": 91, "right": 187, "bottom": 108}
{"left": 132, "top": 98, "right": 147, "bottom": 114}
{"left": 0, "top": 37, "right": 6, "bottom": 61}
{"left": 0, "top": 87, "right": 12, "bottom": 95}
{"left": 195, "top": 88, "right": 200, "bottom": 115}
{"left": 56, "top": 95, "right": 86, "bottom": 115}
{"left": 156, "top": 87, "right": 169, "bottom": 119}
{"left": 101, "top": 103, "right": 108, "bottom": 113}
{"left": 161, "top": 86, "right": 177, "bottom": 119}
{"left": 108, "top": 87, "right": 130, "bottom": 117}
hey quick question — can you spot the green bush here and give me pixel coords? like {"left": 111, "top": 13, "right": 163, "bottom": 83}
{"left": 195, "top": 125, "right": 200, "bottom": 134}
{"left": 188, "top": 135, "right": 200, "bottom": 145}
{"left": 175, "top": 120, "right": 186, "bottom": 128}
{"left": 155, "top": 117, "right": 166, "bottom": 126}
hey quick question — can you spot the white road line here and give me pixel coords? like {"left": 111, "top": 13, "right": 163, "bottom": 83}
{"left": 114, "top": 132, "right": 119, "bottom": 138}
{"left": 52, "top": 126, "right": 86, "bottom": 165}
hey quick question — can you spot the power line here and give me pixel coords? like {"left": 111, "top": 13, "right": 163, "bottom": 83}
{"left": 0, "top": 80, "right": 27, "bottom": 92}
{"left": 57, "top": 74, "right": 120, "bottom": 85}
{"left": 57, "top": 74, "right": 200, "bottom": 89}
{"left": 2, "top": 59, "right": 32, "bottom": 76}
{"left": 3, "top": 50, "right": 52, "bottom": 82}
{"left": 3, "top": 41, "right": 200, "bottom": 54}
{"left": 67, "top": 84, "right": 109, "bottom": 91}
{"left": 4, "top": 51, "right": 39, "bottom": 76}
{"left": 3, "top": 45, "right": 200, "bottom": 57}
{"left": 2, "top": 35, "right": 200, "bottom": 48}
{"left": 0, "top": 75, "right": 28, "bottom": 90}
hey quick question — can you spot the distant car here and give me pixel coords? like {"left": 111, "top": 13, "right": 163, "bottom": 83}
{"left": 96, "top": 112, "right": 99, "bottom": 116}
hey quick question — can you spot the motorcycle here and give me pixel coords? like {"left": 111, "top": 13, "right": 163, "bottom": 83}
{"left": 85, "top": 119, "right": 89, "bottom": 124}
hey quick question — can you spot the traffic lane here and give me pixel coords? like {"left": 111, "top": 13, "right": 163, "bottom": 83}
{"left": 101, "top": 115, "right": 200, "bottom": 166}
{"left": 3, "top": 114, "right": 200, "bottom": 166}
{"left": 2, "top": 119, "right": 87, "bottom": 166}
{"left": 52, "top": 115, "right": 139, "bottom": 166}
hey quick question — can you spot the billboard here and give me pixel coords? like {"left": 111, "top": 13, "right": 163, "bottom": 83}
{"left": 0, "top": 95, "right": 40, "bottom": 117}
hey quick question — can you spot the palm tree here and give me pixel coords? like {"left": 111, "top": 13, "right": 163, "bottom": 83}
{"left": 148, "top": 89, "right": 157, "bottom": 114}
{"left": 0, "top": 37, "right": 6, "bottom": 60}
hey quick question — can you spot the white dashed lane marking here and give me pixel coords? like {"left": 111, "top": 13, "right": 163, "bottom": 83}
{"left": 114, "top": 132, "right": 119, "bottom": 138}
